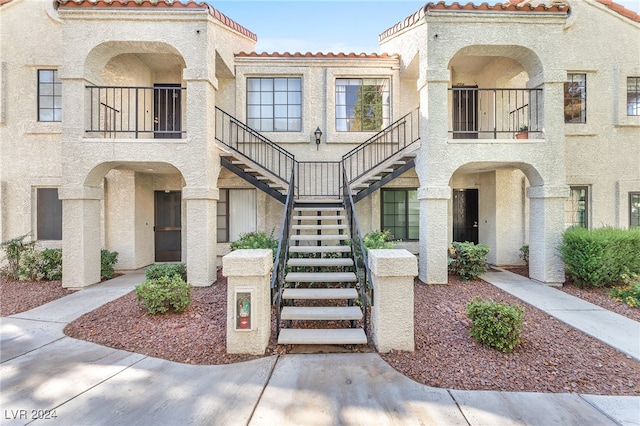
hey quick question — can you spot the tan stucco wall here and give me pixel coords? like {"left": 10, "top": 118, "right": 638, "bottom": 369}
{"left": 0, "top": 0, "right": 63, "bottom": 243}
{"left": 1, "top": 0, "right": 638, "bottom": 286}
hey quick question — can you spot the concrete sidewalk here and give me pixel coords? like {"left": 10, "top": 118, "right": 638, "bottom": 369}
{"left": 1, "top": 270, "right": 639, "bottom": 425}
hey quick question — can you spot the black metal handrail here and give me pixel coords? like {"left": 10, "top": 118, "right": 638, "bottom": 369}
{"left": 86, "top": 85, "right": 186, "bottom": 138}
{"left": 342, "top": 108, "right": 420, "bottom": 184}
{"left": 449, "top": 87, "right": 543, "bottom": 139}
{"left": 342, "top": 166, "right": 373, "bottom": 335}
{"left": 215, "top": 107, "right": 295, "bottom": 185}
{"left": 271, "top": 167, "right": 296, "bottom": 337}
{"left": 296, "top": 161, "right": 342, "bottom": 198}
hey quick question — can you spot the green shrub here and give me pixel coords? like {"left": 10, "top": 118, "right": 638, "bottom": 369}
{"left": 448, "top": 241, "right": 490, "bottom": 281}
{"left": 230, "top": 230, "right": 278, "bottom": 260}
{"left": 609, "top": 273, "right": 640, "bottom": 308}
{"left": 0, "top": 233, "right": 36, "bottom": 279}
{"left": 100, "top": 249, "right": 119, "bottom": 280}
{"left": 363, "top": 230, "right": 398, "bottom": 252}
{"left": 519, "top": 245, "right": 529, "bottom": 267}
{"left": 135, "top": 275, "right": 192, "bottom": 315}
{"left": 559, "top": 227, "right": 640, "bottom": 287}
{"left": 466, "top": 297, "right": 525, "bottom": 353}
{"left": 17, "top": 248, "right": 62, "bottom": 281}
{"left": 145, "top": 263, "right": 187, "bottom": 281}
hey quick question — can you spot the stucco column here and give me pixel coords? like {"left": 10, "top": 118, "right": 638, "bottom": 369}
{"left": 223, "top": 249, "right": 272, "bottom": 355}
{"left": 369, "top": 249, "right": 417, "bottom": 352}
{"left": 183, "top": 187, "right": 218, "bottom": 287}
{"left": 527, "top": 185, "right": 569, "bottom": 286}
{"left": 59, "top": 186, "right": 102, "bottom": 288}
{"left": 417, "top": 186, "right": 450, "bottom": 284}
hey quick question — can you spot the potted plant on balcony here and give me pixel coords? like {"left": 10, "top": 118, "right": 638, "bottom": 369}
{"left": 515, "top": 125, "right": 528, "bottom": 139}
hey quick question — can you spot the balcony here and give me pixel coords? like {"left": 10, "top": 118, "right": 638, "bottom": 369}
{"left": 86, "top": 86, "right": 186, "bottom": 139}
{"left": 449, "top": 87, "right": 543, "bottom": 140}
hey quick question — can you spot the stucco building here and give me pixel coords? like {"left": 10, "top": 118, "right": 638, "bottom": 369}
{"left": 1, "top": 0, "right": 639, "bottom": 291}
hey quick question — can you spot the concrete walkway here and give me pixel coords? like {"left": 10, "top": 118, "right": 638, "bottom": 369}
{"left": 1, "top": 269, "right": 639, "bottom": 425}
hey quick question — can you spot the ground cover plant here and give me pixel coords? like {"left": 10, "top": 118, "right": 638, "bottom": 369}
{"left": 448, "top": 241, "right": 490, "bottom": 281}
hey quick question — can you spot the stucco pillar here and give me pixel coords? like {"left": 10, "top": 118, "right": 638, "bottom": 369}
{"left": 369, "top": 249, "right": 417, "bottom": 352}
{"left": 527, "top": 185, "right": 569, "bottom": 286}
{"left": 59, "top": 186, "right": 102, "bottom": 288}
{"left": 417, "top": 186, "right": 450, "bottom": 284}
{"left": 223, "top": 249, "right": 272, "bottom": 355}
{"left": 183, "top": 187, "right": 218, "bottom": 287}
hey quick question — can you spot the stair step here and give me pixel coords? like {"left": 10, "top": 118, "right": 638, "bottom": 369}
{"left": 281, "top": 306, "right": 362, "bottom": 321}
{"left": 295, "top": 207, "right": 345, "bottom": 212}
{"left": 289, "top": 245, "right": 351, "bottom": 253}
{"left": 285, "top": 272, "right": 357, "bottom": 283}
{"left": 278, "top": 328, "right": 367, "bottom": 345}
{"left": 287, "top": 258, "right": 353, "bottom": 267}
{"left": 293, "top": 215, "right": 345, "bottom": 221}
{"left": 292, "top": 224, "right": 348, "bottom": 230}
{"left": 282, "top": 287, "right": 358, "bottom": 300}
{"left": 291, "top": 234, "right": 349, "bottom": 241}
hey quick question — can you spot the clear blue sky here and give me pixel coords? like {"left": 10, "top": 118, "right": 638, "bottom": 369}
{"left": 210, "top": 0, "right": 640, "bottom": 54}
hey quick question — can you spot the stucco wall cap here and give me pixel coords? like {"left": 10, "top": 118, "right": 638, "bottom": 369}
{"left": 222, "top": 249, "right": 273, "bottom": 276}
{"left": 55, "top": 0, "right": 258, "bottom": 41}
{"left": 369, "top": 249, "right": 418, "bottom": 277}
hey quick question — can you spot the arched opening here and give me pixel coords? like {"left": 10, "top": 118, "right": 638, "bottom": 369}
{"left": 449, "top": 161, "right": 543, "bottom": 268}
{"left": 448, "top": 45, "right": 544, "bottom": 140}
{"left": 85, "top": 161, "right": 186, "bottom": 270}
{"left": 84, "top": 41, "right": 187, "bottom": 139}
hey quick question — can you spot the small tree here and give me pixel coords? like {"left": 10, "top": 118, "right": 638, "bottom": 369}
{"left": 0, "top": 233, "right": 36, "bottom": 280}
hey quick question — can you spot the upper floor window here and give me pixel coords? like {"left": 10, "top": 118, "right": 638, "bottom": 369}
{"left": 247, "top": 77, "right": 301, "bottom": 132}
{"left": 630, "top": 192, "right": 640, "bottom": 228}
{"left": 38, "top": 69, "right": 61, "bottom": 122}
{"left": 564, "top": 73, "right": 586, "bottom": 123}
{"left": 565, "top": 186, "right": 588, "bottom": 229}
{"left": 336, "top": 78, "right": 390, "bottom": 132}
{"left": 37, "top": 188, "right": 62, "bottom": 240}
{"left": 564, "top": 74, "right": 587, "bottom": 123}
{"left": 627, "top": 77, "right": 640, "bottom": 116}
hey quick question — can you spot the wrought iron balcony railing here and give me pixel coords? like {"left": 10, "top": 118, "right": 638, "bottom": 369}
{"left": 449, "top": 87, "right": 543, "bottom": 139}
{"left": 86, "top": 86, "right": 186, "bottom": 139}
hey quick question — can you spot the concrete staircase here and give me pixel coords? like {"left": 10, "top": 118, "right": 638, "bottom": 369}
{"left": 277, "top": 201, "right": 368, "bottom": 346}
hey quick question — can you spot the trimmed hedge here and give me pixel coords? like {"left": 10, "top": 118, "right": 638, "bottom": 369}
{"left": 559, "top": 227, "right": 640, "bottom": 287}
{"left": 135, "top": 275, "right": 192, "bottom": 315}
{"left": 467, "top": 297, "right": 524, "bottom": 353}
{"left": 145, "top": 263, "right": 187, "bottom": 281}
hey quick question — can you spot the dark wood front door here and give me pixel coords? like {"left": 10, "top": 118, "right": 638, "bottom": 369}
{"left": 453, "top": 189, "right": 479, "bottom": 244}
{"left": 154, "top": 84, "right": 181, "bottom": 139}
{"left": 155, "top": 191, "right": 181, "bottom": 262}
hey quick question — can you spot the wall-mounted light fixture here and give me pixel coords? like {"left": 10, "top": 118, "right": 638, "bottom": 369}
{"left": 314, "top": 127, "right": 322, "bottom": 150}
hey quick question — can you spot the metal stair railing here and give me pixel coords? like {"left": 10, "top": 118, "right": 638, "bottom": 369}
{"left": 215, "top": 107, "right": 295, "bottom": 185}
{"left": 271, "top": 167, "right": 296, "bottom": 337}
{"left": 296, "top": 161, "right": 342, "bottom": 199}
{"left": 342, "top": 107, "right": 420, "bottom": 185}
{"left": 342, "top": 166, "right": 373, "bottom": 336}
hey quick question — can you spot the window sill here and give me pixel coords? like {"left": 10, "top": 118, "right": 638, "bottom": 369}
{"left": 25, "top": 122, "right": 62, "bottom": 135}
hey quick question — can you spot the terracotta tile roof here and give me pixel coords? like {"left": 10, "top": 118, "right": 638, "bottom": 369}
{"left": 379, "top": 1, "right": 571, "bottom": 43}
{"left": 55, "top": 0, "right": 257, "bottom": 41}
{"left": 596, "top": 0, "right": 640, "bottom": 22}
{"left": 235, "top": 51, "right": 398, "bottom": 59}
